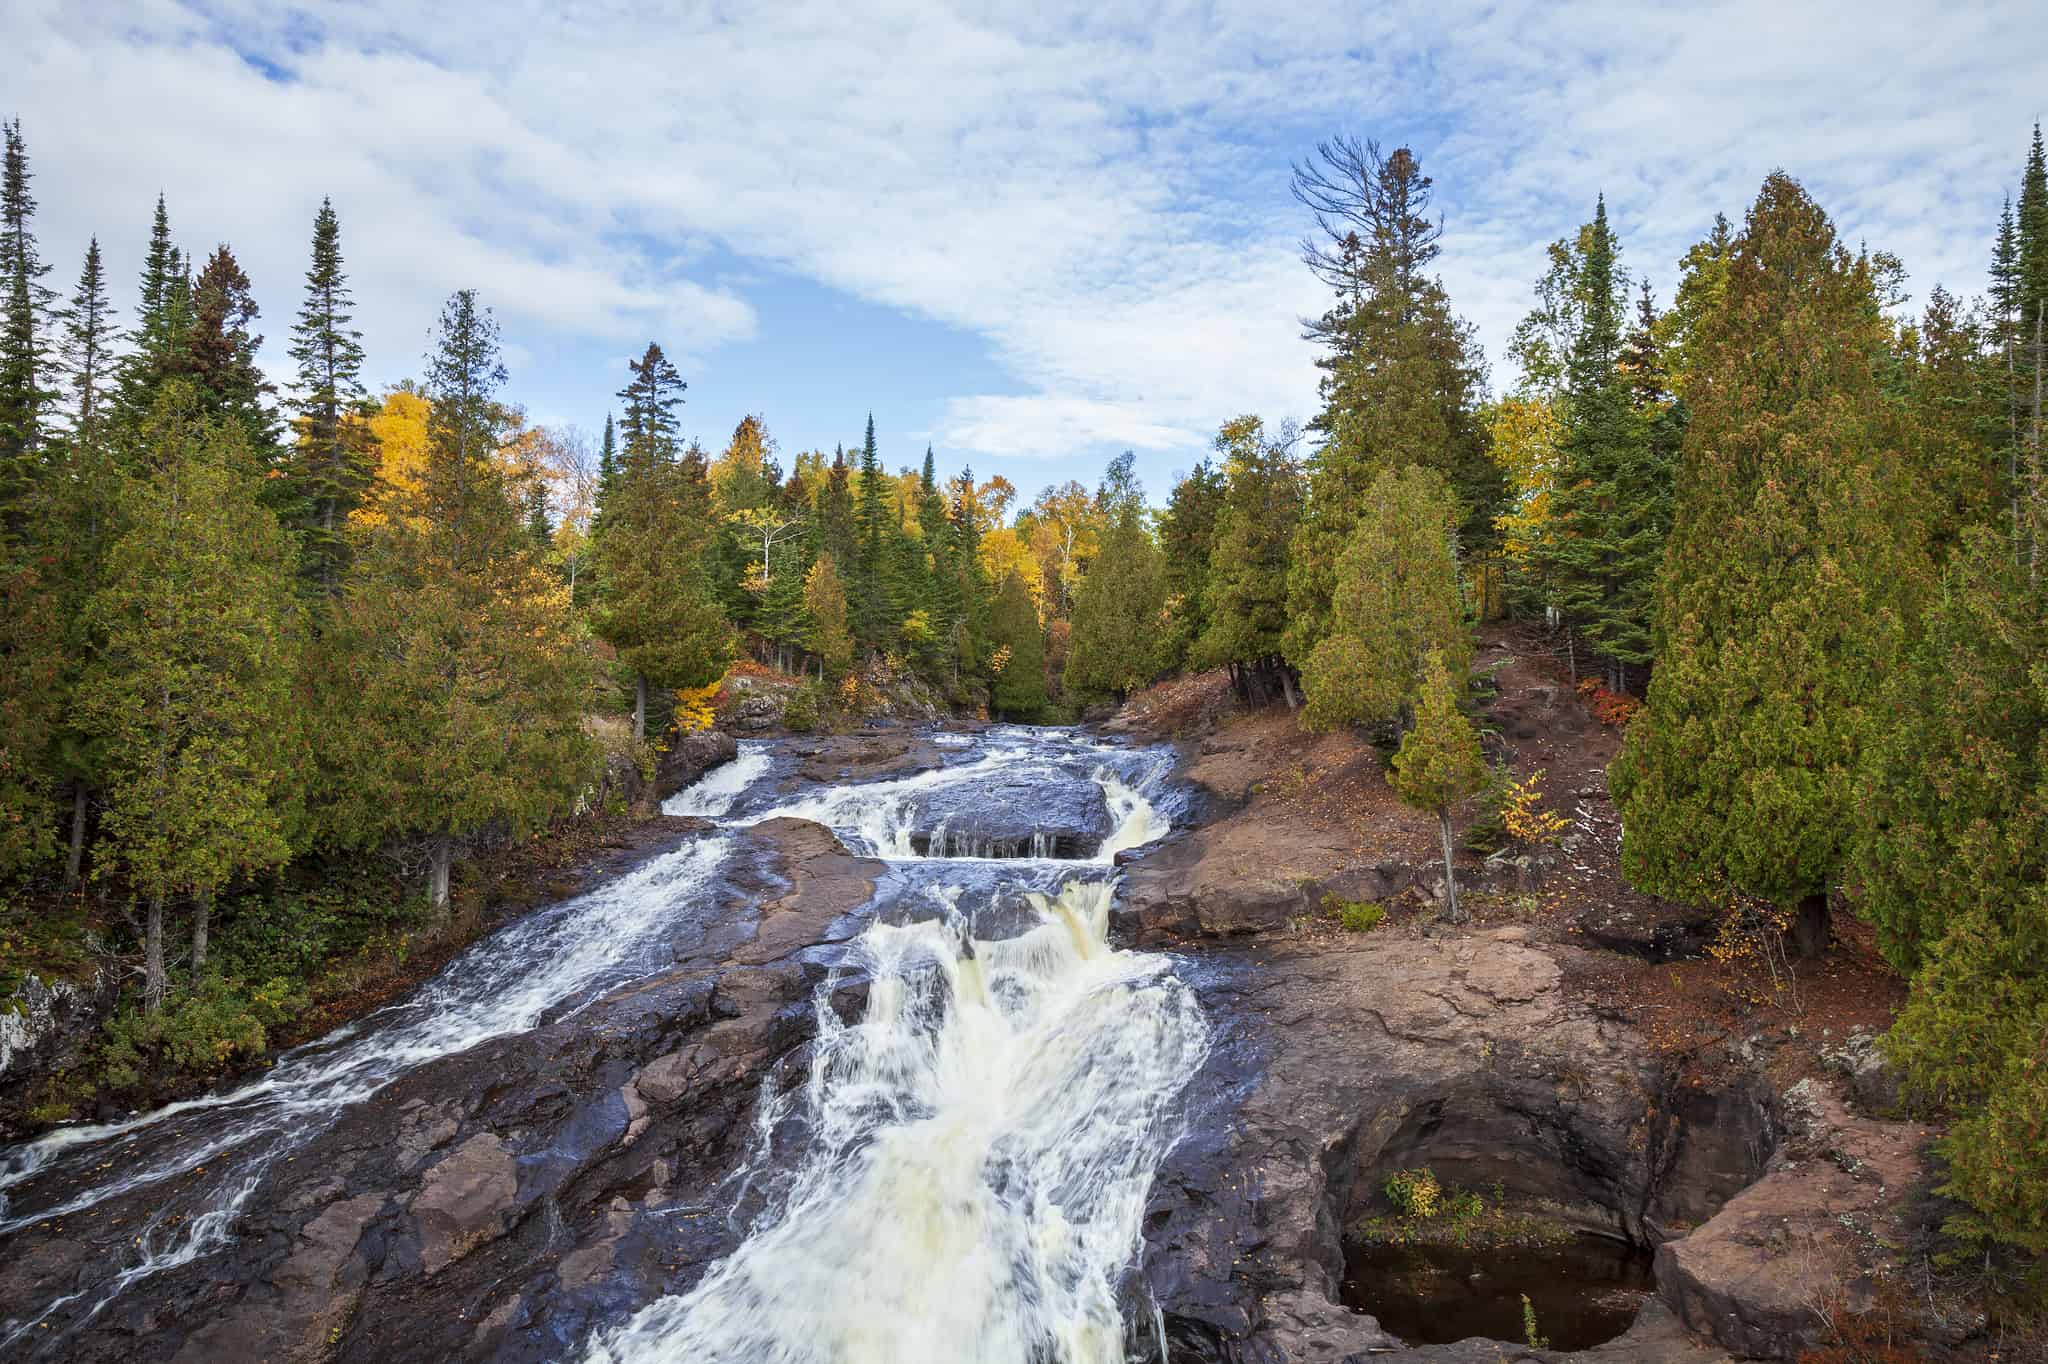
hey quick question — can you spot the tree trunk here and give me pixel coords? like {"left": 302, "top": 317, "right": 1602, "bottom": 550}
{"left": 430, "top": 840, "right": 453, "bottom": 914}
{"left": 1437, "top": 810, "right": 1462, "bottom": 923}
{"left": 65, "top": 782, "right": 88, "bottom": 888}
{"left": 1280, "top": 668, "right": 1302, "bottom": 712}
{"left": 2031, "top": 303, "right": 2043, "bottom": 586}
{"left": 633, "top": 674, "right": 648, "bottom": 743}
{"left": 1566, "top": 629, "right": 1577, "bottom": 688}
{"left": 1789, "top": 890, "right": 1829, "bottom": 960}
{"left": 144, "top": 892, "right": 166, "bottom": 1015}
{"left": 191, "top": 890, "right": 210, "bottom": 983}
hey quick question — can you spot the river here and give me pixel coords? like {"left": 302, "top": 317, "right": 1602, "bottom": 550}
{"left": 0, "top": 727, "right": 1207, "bottom": 1363}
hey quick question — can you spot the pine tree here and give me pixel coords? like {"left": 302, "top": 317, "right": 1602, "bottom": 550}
{"left": 988, "top": 569, "right": 1047, "bottom": 720}
{"left": 1301, "top": 465, "right": 1468, "bottom": 731}
{"left": 1610, "top": 173, "right": 1932, "bottom": 958}
{"left": 1191, "top": 415, "right": 1303, "bottom": 704}
{"left": 853, "top": 414, "right": 893, "bottom": 650}
{"left": 597, "top": 412, "right": 618, "bottom": 504}
{"left": 1388, "top": 649, "right": 1485, "bottom": 922}
{"left": 56, "top": 239, "right": 121, "bottom": 449}
{"left": 592, "top": 342, "right": 730, "bottom": 739}
{"left": 0, "top": 118, "right": 56, "bottom": 517}
{"left": 815, "top": 444, "right": 858, "bottom": 571}
{"left": 941, "top": 467, "right": 989, "bottom": 677}
{"left": 287, "top": 198, "right": 373, "bottom": 595}
{"left": 82, "top": 388, "right": 302, "bottom": 1010}
{"left": 1285, "top": 139, "right": 1499, "bottom": 665}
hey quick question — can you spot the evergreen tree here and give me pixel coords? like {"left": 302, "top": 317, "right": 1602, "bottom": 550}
{"left": 597, "top": 412, "right": 618, "bottom": 505}
{"left": 185, "top": 245, "right": 279, "bottom": 463}
{"left": 815, "top": 444, "right": 858, "bottom": 571}
{"left": 942, "top": 467, "right": 989, "bottom": 677}
{"left": 1539, "top": 196, "right": 1670, "bottom": 685}
{"left": 1610, "top": 173, "right": 1932, "bottom": 958}
{"left": 1654, "top": 213, "right": 1735, "bottom": 398}
{"left": 1191, "top": 415, "right": 1303, "bottom": 704}
{"left": 113, "top": 196, "right": 192, "bottom": 431}
{"left": 1157, "top": 458, "right": 1225, "bottom": 670}
{"left": 1300, "top": 465, "right": 1468, "bottom": 731}
{"left": 56, "top": 238, "right": 120, "bottom": 449}
{"left": 853, "top": 414, "right": 892, "bottom": 650}
{"left": 1285, "top": 139, "right": 1499, "bottom": 665}
{"left": 312, "top": 292, "right": 592, "bottom": 909}
{"left": 592, "top": 342, "right": 730, "bottom": 738}
{"left": 988, "top": 568, "right": 1047, "bottom": 720}
{"left": 0, "top": 117, "right": 56, "bottom": 515}
{"left": 1388, "top": 649, "right": 1485, "bottom": 923}
{"left": 1904, "top": 286, "right": 2004, "bottom": 553}
{"left": 82, "top": 388, "right": 302, "bottom": 1010}
{"left": 287, "top": 198, "right": 373, "bottom": 595}
{"left": 1065, "top": 459, "right": 1168, "bottom": 703}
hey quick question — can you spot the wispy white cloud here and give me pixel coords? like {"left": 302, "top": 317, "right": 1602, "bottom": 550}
{"left": 5, "top": 0, "right": 2039, "bottom": 468}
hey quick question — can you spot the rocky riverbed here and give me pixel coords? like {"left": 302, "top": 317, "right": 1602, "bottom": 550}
{"left": 0, "top": 722, "right": 1934, "bottom": 1362}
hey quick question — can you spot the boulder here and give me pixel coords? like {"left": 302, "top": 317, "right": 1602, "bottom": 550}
{"left": 652, "top": 729, "right": 740, "bottom": 803}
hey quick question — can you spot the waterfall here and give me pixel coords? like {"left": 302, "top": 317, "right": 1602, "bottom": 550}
{"left": 663, "top": 747, "right": 774, "bottom": 818}
{"left": 583, "top": 879, "right": 1208, "bottom": 1364}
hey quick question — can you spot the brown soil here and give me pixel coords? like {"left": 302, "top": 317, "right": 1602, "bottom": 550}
{"left": 1118, "top": 622, "right": 1909, "bottom": 1093}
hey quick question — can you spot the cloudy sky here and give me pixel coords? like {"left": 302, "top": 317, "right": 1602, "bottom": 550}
{"left": 5, "top": 1, "right": 2039, "bottom": 497}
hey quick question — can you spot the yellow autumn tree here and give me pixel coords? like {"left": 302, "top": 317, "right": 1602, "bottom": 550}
{"left": 1488, "top": 395, "right": 1563, "bottom": 565}
{"left": 978, "top": 526, "right": 1044, "bottom": 609}
{"left": 353, "top": 387, "right": 433, "bottom": 528}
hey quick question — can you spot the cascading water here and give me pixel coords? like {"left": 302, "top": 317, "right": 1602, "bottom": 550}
{"left": 587, "top": 729, "right": 1204, "bottom": 1364}
{"left": 0, "top": 835, "right": 734, "bottom": 1352}
{"left": 0, "top": 727, "right": 1200, "bottom": 1363}
{"left": 586, "top": 885, "right": 1205, "bottom": 1364}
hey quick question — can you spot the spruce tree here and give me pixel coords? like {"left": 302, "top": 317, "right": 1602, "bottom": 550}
{"left": 988, "top": 568, "right": 1048, "bottom": 720}
{"left": 853, "top": 414, "right": 892, "bottom": 650}
{"left": 1388, "top": 649, "right": 1485, "bottom": 923}
{"left": 815, "top": 444, "right": 858, "bottom": 571}
{"left": 0, "top": 117, "right": 55, "bottom": 516}
{"left": 287, "top": 198, "right": 373, "bottom": 595}
{"left": 1610, "top": 173, "right": 1932, "bottom": 957}
{"left": 1191, "top": 415, "right": 1303, "bottom": 704}
{"left": 592, "top": 342, "right": 730, "bottom": 739}
{"left": 113, "top": 196, "right": 191, "bottom": 431}
{"left": 186, "top": 245, "right": 278, "bottom": 458}
{"left": 1301, "top": 465, "right": 1469, "bottom": 732}
{"left": 56, "top": 238, "right": 121, "bottom": 448}
{"left": 82, "top": 387, "right": 302, "bottom": 1010}
{"left": 1539, "top": 196, "right": 1670, "bottom": 685}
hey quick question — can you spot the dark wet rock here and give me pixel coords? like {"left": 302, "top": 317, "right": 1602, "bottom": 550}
{"left": 1574, "top": 904, "right": 1716, "bottom": 963}
{"left": 904, "top": 775, "right": 1113, "bottom": 860}
{"left": 10, "top": 818, "right": 880, "bottom": 1364}
{"left": 784, "top": 730, "right": 945, "bottom": 786}
{"left": 652, "top": 729, "right": 740, "bottom": 804}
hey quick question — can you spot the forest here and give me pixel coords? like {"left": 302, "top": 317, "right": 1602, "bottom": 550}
{"left": 1, "top": 113, "right": 2046, "bottom": 1297}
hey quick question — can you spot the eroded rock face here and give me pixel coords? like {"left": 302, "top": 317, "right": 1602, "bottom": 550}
{"left": 651, "top": 729, "right": 741, "bottom": 804}
{"left": 1137, "top": 931, "right": 1775, "bottom": 1364}
{"left": 1655, "top": 1080, "right": 1930, "bottom": 1360}
{"left": 9, "top": 817, "right": 881, "bottom": 1364}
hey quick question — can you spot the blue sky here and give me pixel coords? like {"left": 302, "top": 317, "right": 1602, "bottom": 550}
{"left": 6, "top": 1, "right": 2041, "bottom": 503}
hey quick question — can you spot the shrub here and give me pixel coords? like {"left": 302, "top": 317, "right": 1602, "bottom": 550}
{"left": 1575, "top": 675, "right": 1641, "bottom": 727}
{"left": 1501, "top": 768, "right": 1570, "bottom": 846}
{"left": 1331, "top": 897, "right": 1385, "bottom": 933}
{"left": 782, "top": 680, "right": 824, "bottom": 734}
{"left": 1385, "top": 1167, "right": 1443, "bottom": 1219}
{"left": 95, "top": 974, "right": 301, "bottom": 1094}
{"left": 1462, "top": 762, "right": 1514, "bottom": 853}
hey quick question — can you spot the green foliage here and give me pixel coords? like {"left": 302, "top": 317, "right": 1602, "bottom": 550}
{"left": 94, "top": 974, "right": 300, "bottom": 1095}
{"left": 286, "top": 198, "right": 373, "bottom": 596}
{"left": 1190, "top": 415, "right": 1301, "bottom": 695}
{"left": 1301, "top": 464, "right": 1469, "bottom": 730}
{"left": 1328, "top": 896, "right": 1384, "bottom": 933}
{"left": 1384, "top": 1167, "right": 1443, "bottom": 1218}
{"left": 988, "top": 569, "right": 1048, "bottom": 720}
{"left": 781, "top": 680, "right": 825, "bottom": 734}
{"left": 803, "top": 552, "right": 855, "bottom": 680}
{"left": 1065, "top": 489, "right": 1168, "bottom": 702}
{"left": 1388, "top": 651, "right": 1485, "bottom": 818}
{"left": 1611, "top": 173, "right": 1930, "bottom": 916}
{"left": 1522, "top": 1294, "right": 1549, "bottom": 1351}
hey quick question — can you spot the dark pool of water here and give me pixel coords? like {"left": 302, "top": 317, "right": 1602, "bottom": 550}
{"left": 1340, "top": 1234, "right": 1655, "bottom": 1350}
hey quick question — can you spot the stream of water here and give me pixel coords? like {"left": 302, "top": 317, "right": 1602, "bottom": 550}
{"left": 0, "top": 727, "right": 1202, "bottom": 1363}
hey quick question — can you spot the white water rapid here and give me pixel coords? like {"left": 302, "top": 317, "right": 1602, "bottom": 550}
{"left": 0, "top": 727, "right": 1201, "bottom": 1364}
{"left": 588, "top": 741, "right": 1205, "bottom": 1364}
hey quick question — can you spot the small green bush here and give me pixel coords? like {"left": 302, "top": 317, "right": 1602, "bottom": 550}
{"left": 1384, "top": 1167, "right": 1442, "bottom": 1219}
{"left": 95, "top": 974, "right": 301, "bottom": 1094}
{"left": 1462, "top": 761, "right": 1514, "bottom": 853}
{"left": 1336, "top": 898, "right": 1385, "bottom": 933}
{"left": 782, "top": 680, "right": 824, "bottom": 734}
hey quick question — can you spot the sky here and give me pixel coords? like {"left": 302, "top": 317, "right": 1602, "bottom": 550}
{"left": 5, "top": 1, "right": 2041, "bottom": 501}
